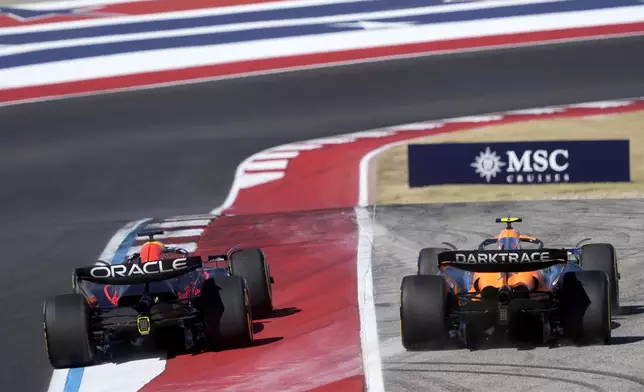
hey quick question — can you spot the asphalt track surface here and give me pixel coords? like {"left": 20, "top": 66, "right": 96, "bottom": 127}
{"left": 2, "top": 35, "right": 644, "bottom": 392}
{"left": 371, "top": 201, "right": 644, "bottom": 392}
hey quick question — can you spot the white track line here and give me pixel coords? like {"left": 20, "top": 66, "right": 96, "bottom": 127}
{"left": 355, "top": 206, "right": 385, "bottom": 392}
{"left": 358, "top": 139, "right": 424, "bottom": 207}
{"left": 271, "top": 143, "right": 323, "bottom": 151}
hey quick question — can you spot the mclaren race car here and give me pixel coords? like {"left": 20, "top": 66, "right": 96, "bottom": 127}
{"left": 43, "top": 230, "right": 274, "bottom": 369}
{"left": 401, "top": 217, "right": 619, "bottom": 350}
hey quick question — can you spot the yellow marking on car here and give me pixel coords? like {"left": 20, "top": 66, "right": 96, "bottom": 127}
{"left": 137, "top": 316, "right": 151, "bottom": 335}
{"left": 245, "top": 289, "right": 253, "bottom": 340}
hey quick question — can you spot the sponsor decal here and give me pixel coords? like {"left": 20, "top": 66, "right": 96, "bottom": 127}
{"left": 471, "top": 146, "right": 570, "bottom": 183}
{"left": 438, "top": 249, "right": 569, "bottom": 265}
{"left": 408, "top": 140, "right": 630, "bottom": 186}
{"left": 453, "top": 251, "right": 550, "bottom": 264}
{"left": 89, "top": 258, "right": 189, "bottom": 278}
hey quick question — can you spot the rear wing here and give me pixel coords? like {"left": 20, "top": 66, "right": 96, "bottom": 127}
{"left": 137, "top": 229, "right": 164, "bottom": 240}
{"left": 74, "top": 256, "right": 203, "bottom": 285}
{"left": 438, "top": 249, "right": 567, "bottom": 272}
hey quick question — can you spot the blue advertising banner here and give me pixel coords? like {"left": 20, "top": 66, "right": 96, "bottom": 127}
{"left": 408, "top": 140, "right": 630, "bottom": 187}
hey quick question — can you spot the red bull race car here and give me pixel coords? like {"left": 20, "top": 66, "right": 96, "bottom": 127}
{"left": 401, "top": 217, "right": 620, "bottom": 350}
{"left": 43, "top": 230, "right": 274, "bottom": 369}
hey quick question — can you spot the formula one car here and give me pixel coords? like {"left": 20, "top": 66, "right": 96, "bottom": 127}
{"left": 401, "top": 217, "right": 619, "bottom": 350}
{"left": 43, "top": 230, "right": 274, "bottom": 369}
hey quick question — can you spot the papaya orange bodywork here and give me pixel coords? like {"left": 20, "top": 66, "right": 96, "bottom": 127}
{"left": 468, "top": 227, "right": 545, "bottom": 294}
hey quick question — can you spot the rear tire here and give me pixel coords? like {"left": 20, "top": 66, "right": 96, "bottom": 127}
{"left": 201, "top": 276, "right": 253, "bottom": 350}
{"left": 43, "top": 294, "right": 96, "bottom": 369}
{"left": 230, "top": 248, "right": 273, "bottom": 318}
{"left": 580, "top": 243, "right": 619, "bottom": 313}
{"left": 560, "top": 270, "right": 611, "bottom": 345}
{"left": 400, "top": 275, "right": 447, "bottom": 350}
{"left": 417, "top": 247, "right": 446, "bottom": 275}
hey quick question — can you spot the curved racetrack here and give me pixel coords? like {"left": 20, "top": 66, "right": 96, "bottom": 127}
{"left": 2, "top": 35, "right": 644, "bottom": 392}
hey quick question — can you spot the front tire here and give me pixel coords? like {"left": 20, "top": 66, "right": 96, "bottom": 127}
{"left": 201, "top": 276, "right": 253, "bottom": 350}
{"left": 400, "top": 275, "right": 448, "bottom": 350}
{"left": 230, "top": 248, "right": 273, "bottom": 317}
{"left": 43, "top": 294, "right": 96, "bottom": 369}
{"left": 560, "top": 270, "right": 611, "bottom": 345}
{"left": 580, "top": 243, "right": 619, "bottom": 313}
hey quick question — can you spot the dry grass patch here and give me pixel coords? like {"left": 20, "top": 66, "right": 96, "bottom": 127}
{"left": 376, "top": 111, "right": 644, "bottom": 204}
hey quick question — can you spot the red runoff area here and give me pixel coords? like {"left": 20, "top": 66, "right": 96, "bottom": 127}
{"left": 141, "top": 209, "right": 364, "bottom": 391}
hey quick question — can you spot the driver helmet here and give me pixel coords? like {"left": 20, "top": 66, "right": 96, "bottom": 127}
{"left": 140, "top": 241, "right": 165, "bottom": 263}
{"left": 497, "top": 228, "right": 520, "bottom": 250}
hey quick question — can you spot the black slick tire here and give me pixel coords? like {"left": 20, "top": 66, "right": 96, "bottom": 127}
{"left": 230, "top": 248, "right": 273, "bottom": 317}
{"left": 201, "top": 276, "right": 253, "bottom": 350}
{"left": 43, "top": 293, "right": 96, "bottom": 369}
{"left": 400, "top": 275, "right": 447, "bottom": 350}
{"left": 560, "top": 270, "right": 611, "bottom": 345}
{"left": 417, "top": 247, "right": 446, "bottom": 275}
{"left": 580, "top": 243, "right": 619, "bottom": 313}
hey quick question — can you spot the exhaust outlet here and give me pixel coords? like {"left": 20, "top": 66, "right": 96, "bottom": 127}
{"left": 497, "top": 286, "right": 512, "bottom": 305}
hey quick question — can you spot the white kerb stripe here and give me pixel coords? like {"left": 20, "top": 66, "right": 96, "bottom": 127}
{"left": 307, "top": 136, "right": 357, "bottom": 144}
{"left": 393, "top": 122, "right": 444, "bottom": 131}
{"left": 146, "top": 219, "right": 211, "bottom": 229}
{"left": 253, "top": 151, "right": 300, "bottom": 160}
{"left": 270, "top": 143, "right": 323, "bottom": 151}
{"left": 244, "top": 160, "right": 289, "bottom": 171}
{"left": 505, "top": 107, "right": 565, "bottom": 115}
{"left": 442, "top": 114, "right": 504, "bottom": 123}
{"left": 569, "top": 100, "right": 634, "bottom": 108}
{"left": 349, "top": 130, "right": 396, "bottom": 138}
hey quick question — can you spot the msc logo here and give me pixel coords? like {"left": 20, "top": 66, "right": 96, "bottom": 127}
{"left": 471, "top": 147, "right": 570, "bottom": 184}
